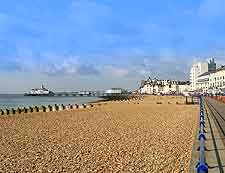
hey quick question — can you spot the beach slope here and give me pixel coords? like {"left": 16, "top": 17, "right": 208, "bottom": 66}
{"left": 0, "top": 96, "right": 198, "bottom": 172}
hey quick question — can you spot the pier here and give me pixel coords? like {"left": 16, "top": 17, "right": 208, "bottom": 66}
{"left": 25, "top": 91, "right": 103, "bottom": 97}
{"left": 53, "top": 92, "right": 94, "bottom": 97}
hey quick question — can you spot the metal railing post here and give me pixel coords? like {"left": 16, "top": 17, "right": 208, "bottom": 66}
{"left": 196, "top": 96, "right": 208, "bottom": 173}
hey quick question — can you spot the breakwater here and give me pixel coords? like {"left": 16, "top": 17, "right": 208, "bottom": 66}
{"left": 0, "top": 103, "right": 95, "bottom": 116}
{"left": 0, "top": 95, "right": 143, "bottom": 116}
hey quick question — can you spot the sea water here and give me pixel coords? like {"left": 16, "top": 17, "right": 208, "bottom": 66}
{"left": 0, "top": 94, "right": 101, "bottom": 109}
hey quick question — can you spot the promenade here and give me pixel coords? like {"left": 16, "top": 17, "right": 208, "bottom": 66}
{"left": 190, "top": 97, "right": 225, "bottom": 173}
{"left": 0, "top": 96, "right": 198, "bottom": 172}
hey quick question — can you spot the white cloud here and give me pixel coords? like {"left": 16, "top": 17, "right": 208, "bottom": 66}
{"left": 1, "top": 52, "right": 101, "bottom": 77}
{"left": 113, "top": 68, "right": 129, "bottom": 77}
{"left": 137, "top": 53, "right": 192, "bottom": 80}
{"left": 39, "top": 57, "right": 100, "bottom": 76}
{"left": 104, "top": 65, "right": 129, "bottom": 78}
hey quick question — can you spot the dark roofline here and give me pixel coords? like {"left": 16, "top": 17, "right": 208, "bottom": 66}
{"left": 216, "top": 65, "right": 225, "bottom": 72}
{"left": 198, "top": 72, "right": 211, "bottom": 77}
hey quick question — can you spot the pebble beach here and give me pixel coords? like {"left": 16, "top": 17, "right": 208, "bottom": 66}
{"left": 0, "top": 96, "right": 198, "bottom": 172}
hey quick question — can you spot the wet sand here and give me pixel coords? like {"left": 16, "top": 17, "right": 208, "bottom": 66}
{"left": 0, "top": 96, "right": 198, "bottom": 172}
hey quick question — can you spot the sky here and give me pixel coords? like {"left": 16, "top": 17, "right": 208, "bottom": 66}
{"left": 1, "top": 0, "right": 225, "bottom": 93}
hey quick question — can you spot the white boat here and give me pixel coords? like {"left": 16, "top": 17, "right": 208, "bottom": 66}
{"left": 25, "top": 85, "right": 54, "bottom": 96}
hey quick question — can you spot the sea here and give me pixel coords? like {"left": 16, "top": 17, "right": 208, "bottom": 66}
{"left": 0, "top": 94, "right": 101, "bottom": 110}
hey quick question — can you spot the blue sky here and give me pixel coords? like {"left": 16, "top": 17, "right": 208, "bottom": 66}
{"left": 1, "top": 0, "right": 225, "bottom": 93}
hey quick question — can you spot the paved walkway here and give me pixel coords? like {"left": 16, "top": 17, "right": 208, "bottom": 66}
{"left": 190, "top": 97, "right": 225, "bottom": 173}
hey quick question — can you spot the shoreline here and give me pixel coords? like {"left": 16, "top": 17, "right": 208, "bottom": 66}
{"left": 0, "top": 96, "right": 101, "bottom": 110}
{"left": 0, "top": 94, "right": 144, "bottom": 114}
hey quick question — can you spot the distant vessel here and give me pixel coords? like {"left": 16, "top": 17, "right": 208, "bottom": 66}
{"left": 24, "top": 85, "right": 55, "bottom": 96}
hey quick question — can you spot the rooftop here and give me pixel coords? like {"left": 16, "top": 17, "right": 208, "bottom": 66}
{"left": 198, "top": 72, "right": 212, "bottom": 77}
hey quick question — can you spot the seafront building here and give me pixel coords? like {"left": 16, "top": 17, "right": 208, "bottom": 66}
{"left": 139, "top": 77, "right": 190, "bottom": 95}
{"left": 190, "top": 62, "right": 209, "bottom": 91}
{"left": 190, "top": 58, "right": 225, "bottom": 93}
{"left": 196, "top": 66, "right": 225, "bottom": 93}
{"left": 190, "top": 58, "right": 216, "bottom": 91}
{"left": 140, "top": 58, "right": 223, "bottom": 95}
{"left": 196, "top": 72, "right": 211, "bottom": 92}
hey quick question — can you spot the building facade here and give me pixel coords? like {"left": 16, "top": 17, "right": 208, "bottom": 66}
{"left": 190, "top": 62, "right": 208, "bottom": 91}
{"left": 190, "top": 58, "right": 217, "bottom": 91}
{"left": 140, "top": 77, "right": 190, "bottom": 95}
{"left": 196, "top": 72, "right": 210, "bottom": 92}
{"left": 196, "top": 66, "right": 225, "bottom": 94}
{"left": 209, "top": 67, "right": 225, "bottom": 90}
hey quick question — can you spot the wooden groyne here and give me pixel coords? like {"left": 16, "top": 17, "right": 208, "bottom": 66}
{"left": 0, "top": 103, "right": 95, "bottom": 116}
{"left": 0, "top": 95, "right": 144, "bottom": 116}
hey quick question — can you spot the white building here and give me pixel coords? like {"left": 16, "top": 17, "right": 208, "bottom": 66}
{"left": 140, "top": 82, "right": 163, "bottom": 95}
{"left": 209, "top": 66, "right": 225, "bottom": 90}
{"left": 140, "top": 77, "right": 190, "bottom": 95}
{"left": 178, "top": 83, "right": 191, "bottom": 94}
{"left": 196, "top": 72, "right": 210, "bottom": 92}
{"left": 190, "top": 62, "right": 208, "bottom": 91}
{"left": 190, "top": 58, "right": 217, "bottom": 91}
{"left": 105, "top": 88, "right": 126, "bottom": 95}
{"left": 195, "top": 65, "right": 225, "bottom": 94}
{"left": 190, "top": 58, "right": 225, "bottom": 94}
